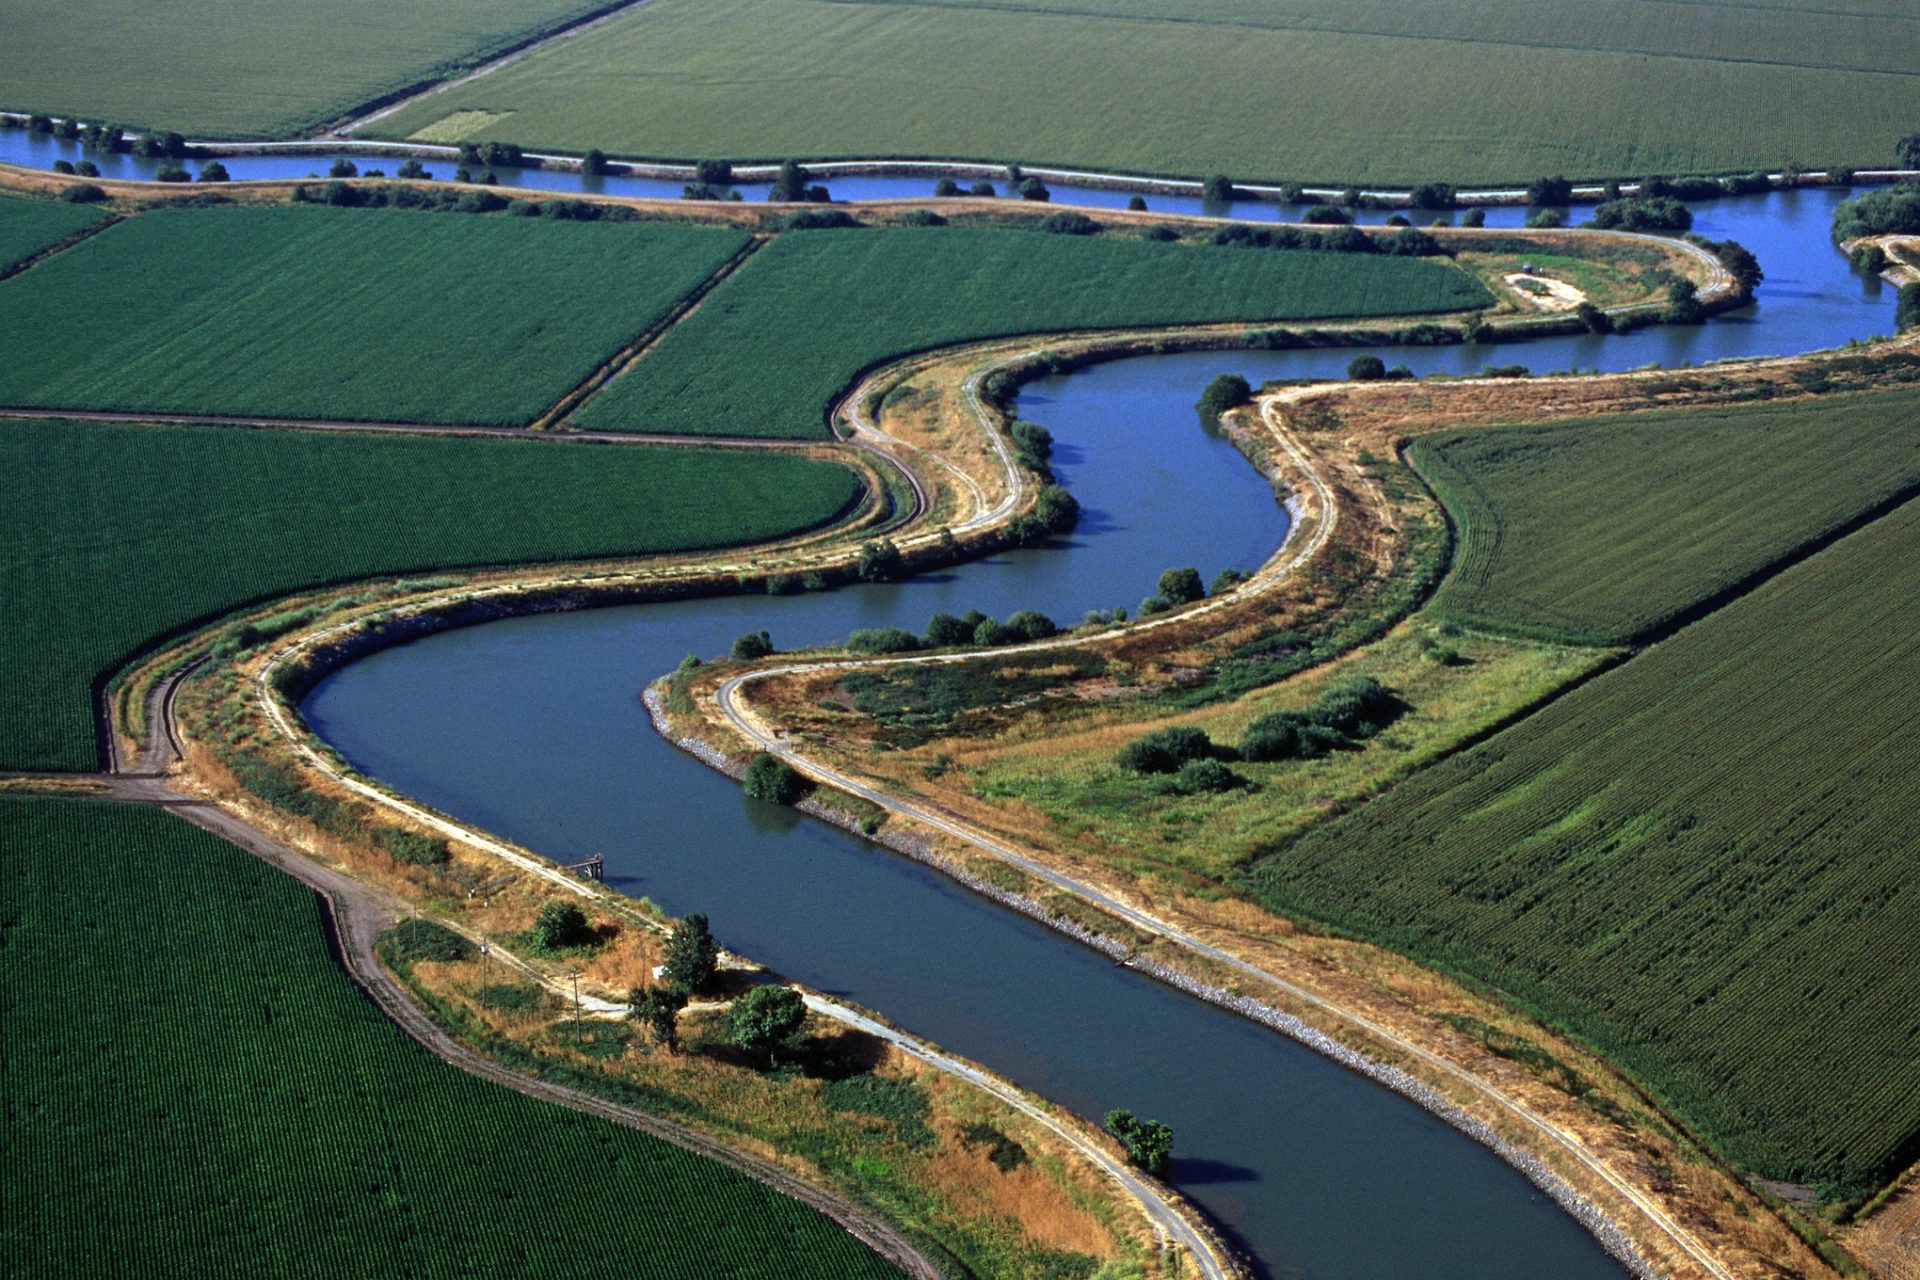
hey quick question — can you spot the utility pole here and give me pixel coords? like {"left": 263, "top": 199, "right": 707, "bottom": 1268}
{"left": 479, "top": 940, "right": 490, "bottom": 1003}
{"left": 570, "top": 967, "right": 582, "bottom": 1047}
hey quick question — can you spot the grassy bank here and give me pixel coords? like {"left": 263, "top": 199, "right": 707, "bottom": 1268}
{"left": 1249, "top": 497, "right": 1920, "bottom": 1197}
{"left": 0, "top": 794, "right": 902, "bottom": 1279}
{"left": 0, "top": 418, "right": 860, "bottom": 771}
{"left": 580, "top": 226, "right": 1490, "bottom": 437}
{"left": 369, "top": 0, "right": 1919, "bottom": 185}
{"left": 0, "top": 204, "right": 748, "bottom": 426}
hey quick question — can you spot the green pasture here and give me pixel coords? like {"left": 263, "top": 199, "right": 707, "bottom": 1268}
{"left": 0, "top": 204, "right": 747, "bottom": 427}
{"left": 0, "top": 419, "right": 859, "bottom": 771}
{"left": 370, "top": 0, "right": 1920, "bottom": 185}
{"left": 0, "top": 192, "right": 107, "bottom": 271}
{"left": 581, "top": 226, "right": 1490, "bottom": 437}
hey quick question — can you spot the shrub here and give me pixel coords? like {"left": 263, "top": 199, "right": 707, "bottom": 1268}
{"left": 1002, "top": 610, "right": 1057, "bottom": 642}
{"left": 328, "top": 157, "right": 358, "bottom": 179}
{"left": 1006, "top": 514, "right": 1051, "bottom": 546}
{"left": 694, "top": 159, "right": 733, "bottom": 185}
{"left": 1409, "top": 182, "right": 1456, "bottom": 210}
{"left": 1209, "top": 567, "right": 1249, "bottom": 595}
{"left": 382, "top": 919, "right": 474, "bottom": 965}
{"left": 1137, "top": 594, "right": 1172, "bottom": 616}
{"left": 1141, "top": 224, "right": 1179, "bottom": 243}
{"left": 856, "top": 538, "right": 903, "bottom": 581}
{"left": 1202, "top": 174, "right": 1235, "bottom": 202}
{"left": 968, "top": 180, "right": 996, "bottom": 197}
{"left": 376, "top": 827, "right": 450, "bottom": 868}
{"left": 395, "top": 159, "right": 431, "bottom": 180}
{"left": 582, "top": 148, "right": 608, "bottom": 176}
{"left": 784, "top": 209, "right": 860, "bottom": 231}
{"left": 51, "top": 159, "right": 74, "bottom": 176}
{"left": 730, "top": 630, "right": 774, "bottom": 661}
{"left": 1898, "top": 283, "right": 1920, "bottom": 333}
{"left": 1127, "top": 195, "right": 1147, "bottom": 212}
{"left": 1665, "top": 278, "right": 1706, "bottom": 325}
{"left": 743, "top": 753, "right": 808, "bottom": 804}
{"left": 1157, "top": 567, "right": 1204, "bottom": 604}
{"left": 1527, "top": 176, "right": 1574, "bottom": 206}
{"left": 1017, "top": 177, "right": 1050, "bottom": 202}
{"left": 154, "top": 163, "right": 190, "bottom": 183}
{"left": 923, "top": 613, "right": 976, "bottom": 647}
{"left": 731, "top": 985, "right": 808, "bottom": 1067}
{"left": 1011, "top": 419, "right": 1053, "bottom": 464}
{"left": 1196, "top": 373, "right": 1252, "bottom": 420}
{"left": 198, "top": 161, "right": 229, "bottom": 183}
{"left": 1302, "top": 205, "right": 1350, "bottom": 225}
{"left": 74, "top": 161, "right": 99, "bottom": 178}
{"left": 934, "top": 177, "right": 961, "bottom": 197}
{"left": 1575, "top": 302, "right": 1612, "bottom": 334}
{"left": 1348, "top": 355, "right": 1387, "bottom": 381}
{"left": 1104, "top": 1110, "right": 1173, "bottom": 1177}
{"left": 1038, "top": 211, "right": 1099, "bottom": 235}
{"left": 1461, "top": 208, "right": 1486, "bottom": 228}
{"left": 900, "top": 208, "right": 945, "bottom": 227}
{"left": 847, "top": 626, "right": 920, "bottom": 654}
{"left": 1018, "top": 484, "right": 1074, "bottom": 536}
{"left": 1831, "top": 184, "right": 1920, "bottom": 243}
{"left": 533, "top": 901, "right": 594, "bottom": 951}
{"left": 1117, "top": 726, "right": 1214, "bottom": 774}
{"left": 1169, "top": 758, "right": 1247, "bottom": 794}
{"left": 1588, "top": 196, "right": 1693, "bottom": 232}
{"left": 1525, "top": 208, "right": 1565, "bottom": 229}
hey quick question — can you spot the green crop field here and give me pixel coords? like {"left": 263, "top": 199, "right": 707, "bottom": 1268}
{"left": 0, "top": 193, "right": 107, "bottom": 271}
{"left": 369, "top": 0, "right": 1920, "bottom": 186}
{"left": 1247, "top": 497, "right": 1920, "bottom": 1195}
{"left": 0, "top": 418, "right": 860, "bottom": 771}
{"left": 580, "top": 227, "right": 1489, "bottom": 437}
{"left": 1412, "top": 388, "right": 1920, "bottom": 644}
{"left": 0, "top": 795, "right": 898, "bottom": 1279}
{"left": 0, "top": 0, "right": 618, "bottom": 138}
{"left": 0, "top": 205, "right": 747, "bottom": 427}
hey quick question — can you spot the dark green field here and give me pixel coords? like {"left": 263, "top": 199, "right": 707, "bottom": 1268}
{"left": 580, "top": 227, "right": 1490, "bottom": 438}
{"left": 0, "top": 192, "right": 106, "bottom": 271}
{"left": 0, "top": 205, "right": 748, "bottom": 426}
{"left": 1248, "top": 497, "right": 1920, "bottom": 1195}
{"left": 0, "top": 419, "right": 859, "bottom": 771}
{"left": 0, "top": 795, "right": 898, "bottom": 1279}
{"left": 1411, "top": 387, "right": 1920, "bottom": 644}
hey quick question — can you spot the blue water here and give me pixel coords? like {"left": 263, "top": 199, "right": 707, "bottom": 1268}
{"left": 299, "top": 191, "right": 1891, "bottom": 1279}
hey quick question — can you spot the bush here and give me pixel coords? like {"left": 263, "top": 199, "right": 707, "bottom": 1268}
{"left": 933, "top": 177, "right": 960, "bottom": 197}
{"left": 1527, "top": 176, "right": 1574, "bottom": 206}
{"left": 1002, "top": 610, "right": 1057, "bottom": 642}
{"left": 1210, "top": 567, "right": 1249, "bottom": 595}
{"left": 1010, "top": 419, "right": 1053, "bottom": 464}
{"left": 1525, "top": 208, "right": 1565, "bottom": 229}
{"left": 968, "top": 180, "right": 996, "bottom": 197}
{"left": 1898, "top": 283, "right": 1920, "bottom": 333}
{"left": 395, "top": 159, "right": 431, "bottom": 180}
{"left": 1461, "top": 208, "right": 1486, "bottom": 228}
{"left": 1302, "top": 205, "right": 1350, "bottom": 225}
{"left": 328, "top": 157, "right": 358, "bottom": 179}
{"left": 694, "top": 159, "right": 733, "bottom": 185}
{"left": 1137, "top": 594, "right": 1172, "bottom": 616}
{"left": 1588, "top": 196, "right": 1693, "bottom": 232}
{"left": 847, "top": 626, "right": 921, "bottom": 654}
{"left": 1409, "top": 182, "right": 1456, "bottom": 210}
{"left": 1034, "top": 484, "right": 1079, "bottom": 533}
{"left": 1168, "top": 758, "right": 1247, "bottom": 794}
{"left": 900, "top": 208, "right": 946, "bottom": 227}
{"left": 376, "top": 827, "right": 450, "bottom": 868}
{"left": 856, "top": 538, "right": 903, "bottom": 582}
{"left": 1202, "top": 174, "right": 1235, "bottom": 202}
{"left": 1038, "top": 211, "right": 1099, "bottom": 235}
{"left": 74, "top": 161, "right": 100, "bottom": 178}
{"left": 1017, "top": 177, "right": 1050, "bottom": 202}
{"left": 784, "top": 209, "right": 860, "bottom": 231}
{"left": 533, "top": 901, "right": 594, "bottom": 951}
{"left": 1157, "top": 567, "right": 1204, "bottom": 604}
{"left": 381, "top": 919, "right": 474, "bottom": 965}
{"left": 154, "top": 164, "right": 190, "bottom": 184}
{"left": 51, "top": 159, "right": 74, "bottom": 176}
{"left": 1664, "top": 278, "right": 1706, "bottom": 325}
{"left": 1127, "top": 195, "right": 1147, "bottom": 212}
{"left": 1006, "top": 514, "right": 1051, "bottom": 547}
{"left": 198, "top": 161, "right": 229, "bottom": 183}
{"left": 582, "top": 148, "right": 608, "bottom": 176}
{"left": 1575, "top": 302, "right": 1612, "bottom": 334}
{"left": 1117, "top": 726, "right": 1214, "bottom": 774}
{"left": 1240, "top": 675, "right": 1400, "bottom": 761}
{"left": 1104, "top": 1110, "right": 1173, "bottom": 1178}
{"left": 1348, "top": 355, "right": 1387, "bottom": 381}
{"left": 1381, "top": 227, "right": 1443, "bottom": 257}
{"left": 730, "top": 630, "right": 774, "bottom": 661}
{"left": 731, "top": 985, "right": 808, "bottom": 1067}
{"left": 1141, "top": 224, "right": 1179, "bottom": 243}
{"left": 923, "top": 613, "right": 974, "bottom": 647}
{"left": 1831, "top": 184, "right": 1920, "bottom": 244}
{"left": 1196, "top": 373, "right": 1251, "bottom": 420}
{"left": 743, "top": 753, "right": 808, "bottom": 804}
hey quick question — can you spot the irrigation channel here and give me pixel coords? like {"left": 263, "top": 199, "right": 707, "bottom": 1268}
{"left": 295, "top": 191, "right": 1892, "bottom": 1280}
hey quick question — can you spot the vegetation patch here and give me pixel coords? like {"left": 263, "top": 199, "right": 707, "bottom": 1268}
{"left": 580, "top": 227, "right": 1490, "bottom": 438}
{"left": 0, "top": 192, "right": 107, "bottom": 272}
{"left": 1249, "top": 500, "right": 1920, "bottom": 1197}
{"left": 0, "top": 418, "right": 859, "bottom": 770}
{"left": 1411, "top": 387, "right": 1920, "bottom": 644}
{"left": 0, "top": 205, "right": 749, "bottom": 426}
{"left": 0, "top": 795, "right": 902, "bottom": 1278}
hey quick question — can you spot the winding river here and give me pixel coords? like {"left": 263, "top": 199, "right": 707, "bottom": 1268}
{"left": 297, "top": 190, "right": 1892, "bottom": 1279}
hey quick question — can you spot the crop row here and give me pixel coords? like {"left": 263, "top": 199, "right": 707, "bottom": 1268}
{"left": 1249, "top": 495, "right": 1920, "bottom": 1194}
{"left": 581, "top": 225, "right": 1490, "bottom": 438}
{"left": 0, "top": 795, "right": 897, "bottom": 1278}
{"left": 1411, "top": 386, "right": 1920, "bottom": 644}
{"left": 0, "top": 205, "right": 749, "bottom": 426}
{"left": 0, "top": 191, "right": 107, "bottom": 272}
{"left": 0, "top": 418, "right": 860, "bottom": 771}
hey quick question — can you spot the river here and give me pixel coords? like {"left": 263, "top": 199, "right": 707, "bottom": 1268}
{"left": 299, "top": 190, "right": 1892, "bottom": 1278}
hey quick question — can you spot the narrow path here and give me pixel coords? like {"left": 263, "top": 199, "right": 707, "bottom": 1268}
{"left": 710, "top": 391, "right": 1738, "bottom": 1280}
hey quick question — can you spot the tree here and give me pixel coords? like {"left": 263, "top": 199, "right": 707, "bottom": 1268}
{"left": 328, "top": 157, "right": 358, "bottom": 178}
{"left": 743, "top": 753, "right": 808, "bottom": 805}
{"left": 1196, "top": 373, "right": 1251, "bottom": 420}
{"left": 1348, "top": 355, "right": 1387, "bottom": 381}
{"left": 197, "top": 161, "right": 230, "bottom": 183}
{"left": 856, "top": 538, "right": 903, "bottom": 582}
{"left": 1202, "top": 174, "right": 1235, "bottom": 203}
{"left": 1409, "top": 182, "right": 1455, "bottom": 210}
{"left": 1210, "top": 567, "right": 1249, "bottom": 595}
{"left": 847, "top": 626, "right": 921, "bottom": 654}
{"left": 1034, "top": 484, "right": 1080, "bottom": 533}
{"left": 1003, "top": 610, "right": 1057, "bottom": 641}
{"left": 630, "top": 985, "right": 688, "bottom": 1051}
{"left": 1460, "top": 207, "right": 1486, "bottom": 228}
{"left": 1664, "top": 278, "right": 1706, "bottom": 325}
{"left": 695, "top": 159, "right": 733, "bottom": 185}
{"left": 1526, "top": 175, "right": 1573, "bottom": 206}
{"left": 582, "top": 148, "right": 608, "bottom": 176}
{"left": 1157, "top": 566, "right": 1204, "bottom": 604}
{"left": 968, "top": 180, "right": 997, "bottom": 197}
{"left": 662, "top": 913, "right": 719, "bottom": 995}
{"left": 730, "top": 630, "right": 773, "bottom": 661}
{"left": 731, "top": 985, "right": 808, "bottom": 1067}
{"left": 1127, "top": 195, "right": 1147, "bottom": 211}
{"left": 1574, "top": 302, "right": 1612, "bottom": 334}
{"left": 769, "top": 159, "right": 810, "bottom": 202}
{"left": 1017, "top": 176, "right": 1050, "bottom": 202}
{"left": 1897, "top": 282, "right": 1920, "bottom": 332}
{"left": 1038, "top": 211, "right": 1099, "bottom": 235}
{"left": 58, "top": 183, "right": 107, "bottom": 204}
{"left": 534, "top": 900, "right": 593, "bottom": 950}
{"left": 924, "top": 612, "right": 976, "bottom": 647}
{"left": 1104, "top": 1110, "right": 1174, "bottom": 1177}
{"left": 934, "top": 176, "right": 960, "bottom": 197}
{"left": 154, "top": 163, "right": 190, "bottom": 184}
{"left": 1896, "top": 133, "right": 1920, "bottom": 170}
{"left": 1587, "top": 196, "right": 1692, "bottom": 233}
{"left": 395, "top": 159, "right": 431, "bottom": 180}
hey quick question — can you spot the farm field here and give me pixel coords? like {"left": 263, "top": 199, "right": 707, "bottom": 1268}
{"left": 0, "top": 795, "right": 899, "bottom": 1280}
{"left": 0, "top": 192, "right": 106, "bottom": 271}
{"left": 1411, "top": 387, "right": 1920, "bottom": 644}
{"left": 0, "top": 205, "right": 748, "bottom": 426}
{"left": 370, "top": 0, "right": 1920, "bottom": 185}
{"left": 0, "top": 418, "right": 860, "bottom": 771}
{"left": 1246, "top": 497, "right": 1920, "bottom": 1196}
{"left": 0, "top": 0, "right": 617, "bottom": 138}
{"left": 580, "top": 227, "right": 1491, "bottom": 437}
